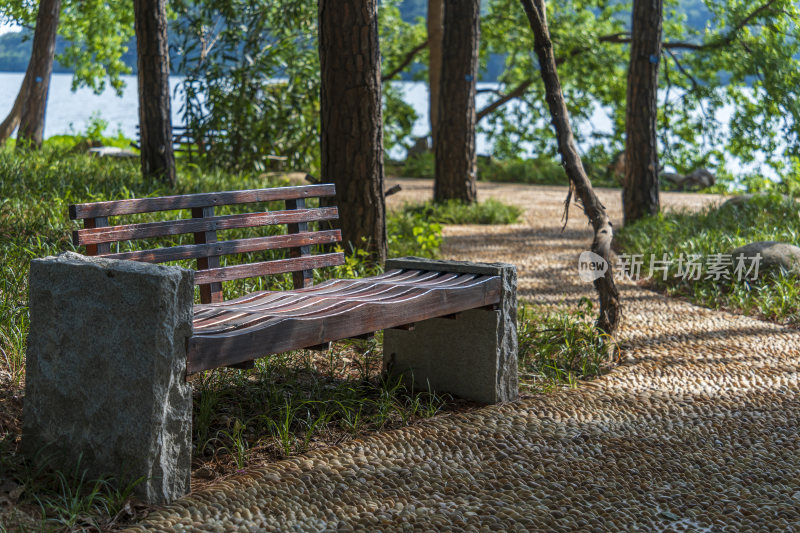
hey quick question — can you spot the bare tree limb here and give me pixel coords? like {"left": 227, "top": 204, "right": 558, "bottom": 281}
{"left": 600, "top": 0, "right": 780, "bottom": 51}
{"left": 382, "top": 39, "right": 429, "bottom": 82}
{"left": 476, "top": 79, "right": 533, "bottom": 122}
{"left": 519, "top": 0, "right": 621, "bottom": 335}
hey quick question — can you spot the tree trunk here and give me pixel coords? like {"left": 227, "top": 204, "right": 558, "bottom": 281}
{"left": 434, "top": 0, "right": 479, "bottom": 204}
{"left": 0, "top": 68, "right": 31, "bottom": 145}
{"left": 520, "top": 0, "right": 621, "bottom": 335}
{"left": 134, "top": 0, "right": 176, "bottom": 186}
{"left": 427, "top": 0, "right": 443, "bottom": 148}
{"left": 319, "top": 0, "right": 387, "bottom": 263}
{"left": 623, "top": 0, "right": 663, "bottom": 225}
{"left": 16, "top": 0, "right": 61, "bottom": 149}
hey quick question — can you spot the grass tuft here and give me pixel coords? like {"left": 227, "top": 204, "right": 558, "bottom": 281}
{"left": 402, "top": 198, "right": 523, "bottom": 225}
{"left": 517, "top": 299, "right": 615, "bottom": 392}
{"left": 616, "top": 192, "right": 800, "bottom": 324}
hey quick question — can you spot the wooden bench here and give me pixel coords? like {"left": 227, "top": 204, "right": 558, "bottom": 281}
{"left": 67, "top": 184, "right": 506, "bottom": 375}
{"left": 24, "top": 183, "right": 517, "bottom": 504}
{"left": 131, "top": 125, "right": 288, "bottom": 166}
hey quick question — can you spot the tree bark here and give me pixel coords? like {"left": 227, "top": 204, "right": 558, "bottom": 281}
{"left": 319, "top": 0, "right": 387, "bottom": 263}
{"left": 16, "top": 0, "right": 61, "bottom": 149}
{"left": 520, "top": 0, "right": 621, "bottom": 335}
{"left": 434, "top": 0, "right": 479, "bottom": 204}
{"left": 427, "top": 0, "right": 443, "bottom": 148}
{"left": 0, "top": 68, "right": 31, "bottom": 145}
{"left": 134, "top": 0, "right": 176, "bottom": 186}
{"left": 623, "top": 0, "right": 663, "bottom": 225}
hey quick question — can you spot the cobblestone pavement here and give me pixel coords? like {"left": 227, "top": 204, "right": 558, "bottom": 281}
{"left": 128, "top": 180, "right": 800, "bottom": 532}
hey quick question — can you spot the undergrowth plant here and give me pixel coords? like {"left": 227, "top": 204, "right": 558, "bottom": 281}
{"left": 616, "top": 192, "right": 800, "bottom": 324}
{"left": 517, "top": 298, "right": 615, "bottom": 392}
{"left": 402, "top": 198, "right": 523, "bottom": 225}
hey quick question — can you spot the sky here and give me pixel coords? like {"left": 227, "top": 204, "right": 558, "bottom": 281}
{"left": 0, "top": 22, "right": 21, "bottom": 35}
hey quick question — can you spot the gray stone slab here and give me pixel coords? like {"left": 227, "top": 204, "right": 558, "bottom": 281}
{"left": 23, "top": 252, "right": 194, "bottom": 504}
{"left": 383, "top": 257, "right": 518, "bottom": 404}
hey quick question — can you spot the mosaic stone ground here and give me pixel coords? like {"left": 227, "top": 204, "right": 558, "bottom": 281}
{"left": 127, "top": 180, "right": 800, "bottom": 532}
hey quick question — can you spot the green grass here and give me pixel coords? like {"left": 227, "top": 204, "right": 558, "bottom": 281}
{"left": 517, "top": 299, "right": 615, "bottom": 392}
{"left": 0, "top": 144, "right": 455, "bottom": 529}
{"left": 616, "top": 192, "right": 800, "bottom": 324}
{"left": 0, "top": 143, "right": 610, "bottom": 529}
{"left": 388, "top": 151, "right": 618, "bottom": 188}
{"left": 401, "top": 198, "right": 523, "bottom": 225}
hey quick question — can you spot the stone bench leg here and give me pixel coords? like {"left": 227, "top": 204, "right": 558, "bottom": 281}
{"left": 382, "top": 257, "right": 518, "bottom": 404}
{"left": 23, "top": 252, "right": 194, "bottom": 504}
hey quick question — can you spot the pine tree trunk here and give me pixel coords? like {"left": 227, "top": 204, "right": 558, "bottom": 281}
{"left": 134, "top": 0, "right": 176, "bottom": 186}
{"left": 520, "top": 0, "right": 621, "bottom": 335}
{"left": 427, "top": 0, "right": 443, "bottom": 149}
{"left": 16, "top": 0, "right": 61, "bottom": 149}
{"left": 623, "top": 0, "right": 663, "bottom": 225}
{"left": 433, "top": 0, "right": 479, "bottom": 204}
{"left": 319, "top": 0, "right": 387, "bottom": 263}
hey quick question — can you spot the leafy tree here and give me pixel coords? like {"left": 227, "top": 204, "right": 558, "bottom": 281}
{"left": 0, "top": 0, "right": 135, "bottom": 144}
{"left": 434, "top": 0, "right": 480, "bottom": 204}
{"left": 16, "top": 0, "right": 60, "bottom": 149}
{"left": 623, "top": 0, "right": 663, "bottom": 225}
{"left": 171, "top": 0, "right": 424, "bottom": 172}
{"left": 134, "top": 0, "right": 175, "bottom": 185}
{"left": 520, "top": 0, "right": 621, "bottom": 334}
{"left": 478, "top": 0, "right": 800, "bottom": 183}
{"left": 319, "top": 0, "right": 387, "bottom": 262}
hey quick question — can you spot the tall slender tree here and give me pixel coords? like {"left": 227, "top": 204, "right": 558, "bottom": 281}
{"left": 319, "top": 0, "right": 387, "bottom": 263}
{"left": 519, "top": 0, "right": 621, "bottom": 334}
{"left": 133, "top": 0, "right": 175, "bottom": 185}
{"left": 434, "top": 0, "right": 480, "bottom": 204}
{"left": 12, "top": 0, "right": 61, "bottom": 149}
{"left": 622, "top": 0, "right": 663, "bottom": 225}
{"left": 427, "top": 0, "right": 443, "bottom": 149}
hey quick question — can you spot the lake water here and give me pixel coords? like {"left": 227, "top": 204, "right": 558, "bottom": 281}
{"left": 0, "top": 72, "right": 761, "bottom": 177}
{"left": 0, "top": 72, "right": 608, "bottom": 160}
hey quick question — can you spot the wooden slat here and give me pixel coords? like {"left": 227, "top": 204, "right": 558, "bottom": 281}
{"left": 68, "top": 184, "right": 336, "bottom": 219}
{"left": 186, "top": 275, "right": 501, "bottom": 374}
{"left": 285, "top": 198, "right": 313, "bottom": 289}
{"left": 193, "top": 206, "right": 223, "bottom": 304}
{"left": 97, "top": 230, "right": 342, "bottom": 263}
{"left": 84, "top": 217, "right": 109, "bottom": 256}
{"left": 193, "top": 253, "right": 345, "bottom": 285}
{"left": 73, "top": 207, "right": 339, "bottom": 246}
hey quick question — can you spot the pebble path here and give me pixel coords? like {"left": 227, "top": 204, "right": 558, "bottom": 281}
{"left": 127, "top": 180, "right": 800, "bottom": 532}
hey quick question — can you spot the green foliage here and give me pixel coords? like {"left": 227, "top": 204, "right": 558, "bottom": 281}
{"left": 171, "top": 0, "right": 320, "bottom": 172}
{"left": 387, "top": 210, "right": 443, "bottom": 258}
{"left": 477, "top": 0, "right": 800, "bottom": 184}
{"left": 0, "top": 145, "right": 444, "bottom": 384}
{"left": 395, "top": 151, "right": 434, "bottom": 179}
{"left": 517, "top": 299, "right": 614, "bottom": 392}
{"left": 402, "top": 198, "right": 523, "bottom": 225}
{"left": 1, "top": 450, "right": 143, "bottom": 530}
{"left": 0, "top": 0, "right": 135, "bottom": 95}
{"left": 171, "top": 0, "right": 425, "bottom": 172}
{"left": 616, "top": 192, "right": 800, "bottom": 324}
{"left": 480, "top": 0, "right": 630, "bottom": 159}
{"left": 189, "top": 337, "right": 450, "bottom": 465}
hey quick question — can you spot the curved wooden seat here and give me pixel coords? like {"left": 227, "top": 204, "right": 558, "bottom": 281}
{"left": 187, "top": 269, "right": 501, "bottom": 374}
{"left": 68, "top": 184, "right": 508, "bottom": 378}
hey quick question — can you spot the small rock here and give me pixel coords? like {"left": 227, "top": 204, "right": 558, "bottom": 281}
{"left": 729, "top": 241, "right": 800, "bottom": 276}
{"left": 88, "top": 146, "right": 138, "bottom": 159}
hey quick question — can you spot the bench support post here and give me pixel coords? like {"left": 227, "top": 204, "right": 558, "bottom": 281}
{"left": 23, "top": 252, "right": 194, "bottom": 504}
{"left": 383, "top": 257, "right": 519, "bottom": 404}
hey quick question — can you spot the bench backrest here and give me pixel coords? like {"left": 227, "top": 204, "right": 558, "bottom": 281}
{"left": 69, "top": 184, "right": 344, "bottom": 303}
